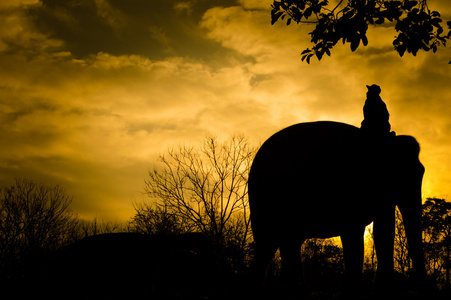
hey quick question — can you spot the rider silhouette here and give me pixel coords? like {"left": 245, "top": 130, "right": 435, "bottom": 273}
{"left": 360, "top": 84, "right": 392, "bottom": 137}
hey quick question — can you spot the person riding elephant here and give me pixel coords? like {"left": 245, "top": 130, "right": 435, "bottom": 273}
{"left": 360, "top": 84, "right": 392, "bottom": 137}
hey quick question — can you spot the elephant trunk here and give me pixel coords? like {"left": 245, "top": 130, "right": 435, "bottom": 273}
{"left": 397, "top": 186, "right": 426, "bottom": 281}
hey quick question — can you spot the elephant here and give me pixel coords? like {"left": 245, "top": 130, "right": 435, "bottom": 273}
{"left": 248, "top": 121, "right": 426, "bottom": 293}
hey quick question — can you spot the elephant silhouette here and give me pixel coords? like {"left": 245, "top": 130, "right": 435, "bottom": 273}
{"left": 248, "top": 121, "right": 426, "bottom": 294}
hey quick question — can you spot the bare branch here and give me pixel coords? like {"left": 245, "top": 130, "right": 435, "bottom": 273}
{"left": 143, "top": 135, "right": 257, "bottom": 247}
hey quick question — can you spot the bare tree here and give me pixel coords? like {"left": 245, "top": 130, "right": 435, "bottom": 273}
{"left": 362, "top": 209, "right": 412, "bottom": 277}
{"left": 144, "top": 136, "right": 256, "bottom": 255}
{"left": 394, "top": 207, "right": 411, "bottom": 276}
{"left": 0, "top": 179, "right": 80, "bottom": 279}
{"left": 130, "top": 202, "right": 191, "bottom": 235}
{"left": 363, "top": 223, "right": 377, "bottom": 275}
{"left": 79, "top": 217, "right": 128, "bottom": 237}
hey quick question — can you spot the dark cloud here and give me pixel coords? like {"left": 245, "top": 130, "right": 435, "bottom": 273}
{"left": 28, "top": 0, "right": 239, "bottom": 60}
{"left": 1, "top": 97, "right": 59, "bottom": 123}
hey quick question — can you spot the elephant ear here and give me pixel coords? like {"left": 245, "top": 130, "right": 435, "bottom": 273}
{"left": 394, "top": 135, "right": 421, "bottom": 160}
{"left": 389, "top": 135, "right": 424, "bottom": 194}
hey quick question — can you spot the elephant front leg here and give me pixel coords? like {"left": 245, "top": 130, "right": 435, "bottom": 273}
{"left": 373, "top": 207, "right": 395, "bottom": 289}
{"left": 341, "top": 227, "right": 365, "bottom": 294}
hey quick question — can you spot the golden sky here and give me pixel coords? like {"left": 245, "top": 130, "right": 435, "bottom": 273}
{"left": 1, "top": 0, "right": 450, "bottom": 222}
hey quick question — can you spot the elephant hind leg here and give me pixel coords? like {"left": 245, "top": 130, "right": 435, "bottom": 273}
{"left": 280, "top": 239, "right": 304, "bottom": 288}
{"left": 250, "top": 240, "right": 278, "bottom": 288}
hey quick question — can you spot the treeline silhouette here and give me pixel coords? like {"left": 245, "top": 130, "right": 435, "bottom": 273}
{"left": 1, "top": 134, "right": 450, "bottom": 299}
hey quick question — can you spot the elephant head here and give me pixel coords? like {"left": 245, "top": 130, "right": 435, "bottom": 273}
{"left": 383, "top": 135, "right": 426, "bottom": 281}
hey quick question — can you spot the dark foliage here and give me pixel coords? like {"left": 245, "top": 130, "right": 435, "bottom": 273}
{"left": 1, "top": 183, "right": 450, "bottom": 299}
{"left": 0, "top": 179, "right": 80, "bottom": 284}
{"left": 422, "top": 198, "right": 451, "bottom": 289}
{"left": 48, "top": 233, "right": 218, "bottom": 300}
{"left": 271, "top": 0, "right": 451, "bottom": 63}
{"left": 302, "top": 238, "right": 344, "bottom": 293}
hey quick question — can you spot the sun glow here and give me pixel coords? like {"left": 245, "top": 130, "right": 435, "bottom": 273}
{"left": 364, "top": 222, "right": 374, "bottom": 241}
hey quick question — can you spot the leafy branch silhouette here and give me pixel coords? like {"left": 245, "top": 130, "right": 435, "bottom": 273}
{"left": 271, "top": 0, "right": 451, "bottom": 63}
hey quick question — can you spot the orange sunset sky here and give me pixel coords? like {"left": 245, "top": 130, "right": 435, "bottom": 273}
{"left": 1, "top": 0, "right": 450, "bottom": 222}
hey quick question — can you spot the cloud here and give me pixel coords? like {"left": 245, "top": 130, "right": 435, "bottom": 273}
{"left": 200, "top": 5, "right": 366, "bottom": 123}
{"left": 1, "top": 0, "right": 451, "bottom": 222}
{"left": 238, "top": 0, "right": 271, "bottom": 10}
{"left": 93, "top": 0, "right": 126, "bottom": 31}
{"left": 27, "top": 0, "right": 238, "bottom": 60}
{"left": 0, "top": 4, "right": 63, "bottom": 55}
{"left": 0, "top": 20, "right": 270, "bottom": 221}
{"left": 0, "top": 0, "right": 39, "bottom": 8}
{"left": 174, "top": 1, "right": 194, "bottom": 15}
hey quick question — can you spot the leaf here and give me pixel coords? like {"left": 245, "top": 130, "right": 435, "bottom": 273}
{"left": 315, "top": 50, "right": 323, "bottom": 61}
{"left": 304, "top": 7, "right": 313, "bottom": 19}
{"left": 396, "top": 43, "right": 406, "bottom": 57}
{"left": 350, "top": 37, "right": 360, "bottom": 52}
{"left": 361, "top": 34, "right": 368, "bottom": 46}
{"left": 431, "top": 18, "right": 442, "bottom": 28}
{"left": 271, "top": 11, "right": 284, "bottom": 25}
{"left": 325, "top": 47, "right": 331, "bottom": 56}
{"left": 431, "top": 11, "right": 441, "bottom": 18}
{"left": 302, "top": 53, "right": 314, "bottom": 64}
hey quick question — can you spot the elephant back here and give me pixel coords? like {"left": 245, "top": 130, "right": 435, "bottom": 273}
{"left": 248, "top": 121, "right": 369, "bottom": 236}
{"left": 250, "top": 121, "right": 361, "bottom": 182}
